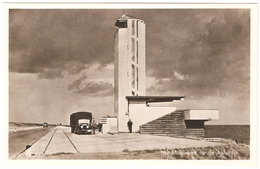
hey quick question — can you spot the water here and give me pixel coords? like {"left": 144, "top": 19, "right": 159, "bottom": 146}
{"left": 204, "top": 125, "right": 250, "bottom": 145}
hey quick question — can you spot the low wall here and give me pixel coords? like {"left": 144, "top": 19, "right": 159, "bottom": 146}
{"left": 102, "top": 118, "right": 117, "bottom": 134}
{"left": 183, "top": 109, "right": 219, "bottom": 120}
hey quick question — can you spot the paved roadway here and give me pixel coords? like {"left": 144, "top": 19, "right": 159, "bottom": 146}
{"left": 9, "top": 126, "right": 55, "bottom": 159}
{"left": 15, "top": 126, "right": 224, "bottom": 159}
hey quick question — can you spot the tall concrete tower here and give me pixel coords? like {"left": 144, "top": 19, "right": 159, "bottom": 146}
{"left": 114, "top": 14, "right": 146, "bottom": 132}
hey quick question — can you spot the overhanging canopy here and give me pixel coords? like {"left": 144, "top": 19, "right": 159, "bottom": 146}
{"left": 126, "top": 96, "right": 185, "bottom": 103}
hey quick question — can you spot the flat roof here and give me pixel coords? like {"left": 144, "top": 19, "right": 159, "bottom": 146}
{"left": 126, "top": 96, "right": 185, "bottom": 103}
{"left": 101, "top": 116, "right": 117, "bottom": 118}
{"left": 115, "top": 14, "right": 145, "bottom": 27}
{"left": 175, "top": 109, "right": 219, "bottom": 112}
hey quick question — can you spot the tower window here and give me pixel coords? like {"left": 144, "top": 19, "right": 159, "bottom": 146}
{"left": 136, "top": 41, "right": 138, "bottom": 64}
{"left": 132, "top": 38, "right": 135, "bottom": 61}
{"left": 132, "top": 20, "right": 135, "bottom": 36}
{"left": 137, "top": 67, "right": 139, "bottom": 91}
{"left": 137, "top": 21, "right": 139, "bottom": 38}
{"left": 132, "top": 64, "right": 135, "bottom": 88}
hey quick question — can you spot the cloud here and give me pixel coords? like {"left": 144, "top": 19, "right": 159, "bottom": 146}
{"left": 75, "top": 81, "right": 113, "bottom": 97}
{"left": 9, "top": 9, "right": 250, "bottom": 100}
{"left": 9, "top": 9, "right": 118, "bottom": 77}
{"left": 146, "top": 9, "right": 250, "bottom": 100}
{"left": 64, "top": 62, "right": 86, "bottom": 75}
{"left": 173, "top": 71, "right": 186, "bottom": 80}
{"left": 67, "top": 75, "right": 87, "bottom": 91}
{"left": 37, "top": 68, "right": 63, "bottom": 79}
{"left": 67, "top": 75, "right": 113, "bottom": 97}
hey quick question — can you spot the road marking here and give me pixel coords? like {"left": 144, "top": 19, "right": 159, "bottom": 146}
{"left": 62, "top": 130, "right": 79, "bottom": 153}
{"left": 43, "top": 127, "right": 77, "bottom": 155}
{"left": 43, "top": 129, "right": 56, "bottom": 154}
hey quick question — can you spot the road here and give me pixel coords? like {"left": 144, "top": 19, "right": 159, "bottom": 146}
{"left": 15, "top": 126, "right": 225, "bottom": 159}
{"left": 9, "top": 126, "right": 55, "bottom": 158}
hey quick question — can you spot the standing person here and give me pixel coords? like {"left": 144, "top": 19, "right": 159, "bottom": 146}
{"left": 98, "top": 122, "right": 103, "bottom": 133}
{"left": 127, "top": 119, "right": 133, "bottom": 133}
{"left": 92, "top": 120, "right": 97, "bottom": 134}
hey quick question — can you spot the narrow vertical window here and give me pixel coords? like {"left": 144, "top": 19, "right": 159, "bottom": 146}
{"left": 136, "top": 41, "right": 138, "bottom": 64}
{"left": 132, "top": 20, "right": 135, "bottom": 36}
{"left": 132, "top": 38, "right": 135, "bottom": 61}
{"left": 137, "top": 67, "right": 139, "bottom": 91}
{"left": 137, "top": 21, "right": 138, "bottom": 38}
{"left": 132, "top": 64, "right": 135, "bottom": 88}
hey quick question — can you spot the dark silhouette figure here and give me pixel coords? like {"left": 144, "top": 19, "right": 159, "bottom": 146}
{"left": 92, "top": 120, "right": 97, "bottom": 134}
{"left": 127, "top": 119, "right": 133, "bottom": 133}
{"left": 98, "top": 122, "right": 103, "bottom": 133}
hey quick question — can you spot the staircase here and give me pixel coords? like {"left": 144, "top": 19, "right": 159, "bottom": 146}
{"left": 140, "top": 111, "right": 205, "bottom": 138}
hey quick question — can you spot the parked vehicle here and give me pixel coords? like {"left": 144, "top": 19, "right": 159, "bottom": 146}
{"left": 43, "top": 122, "right": 48, "bottom": 127}
{"left": 70, "top": 112, "right": 92, "bottom": 134}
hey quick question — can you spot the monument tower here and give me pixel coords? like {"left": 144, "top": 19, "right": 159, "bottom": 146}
{"left": 114, "top": 14, "right": 146, "bottom": 132}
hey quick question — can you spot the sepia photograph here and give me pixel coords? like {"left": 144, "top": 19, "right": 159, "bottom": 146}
{"left": 3, "top": 2, "right": 258, "bottom": 166}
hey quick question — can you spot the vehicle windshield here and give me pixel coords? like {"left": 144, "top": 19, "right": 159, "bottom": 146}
{"left": 79, "top": 119, "right": 90, "bottom": 124}
{"left": 79, "top": 123, "right": 89, "bottom": 125}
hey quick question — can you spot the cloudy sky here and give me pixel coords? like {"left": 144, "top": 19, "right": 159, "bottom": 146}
{"left": 9, "top": 9, "right": 250, "bottom": 125}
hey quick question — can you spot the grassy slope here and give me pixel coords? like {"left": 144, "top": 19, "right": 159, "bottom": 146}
{"left": 17, "top": 139, "right": 249, "bottom": 160}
